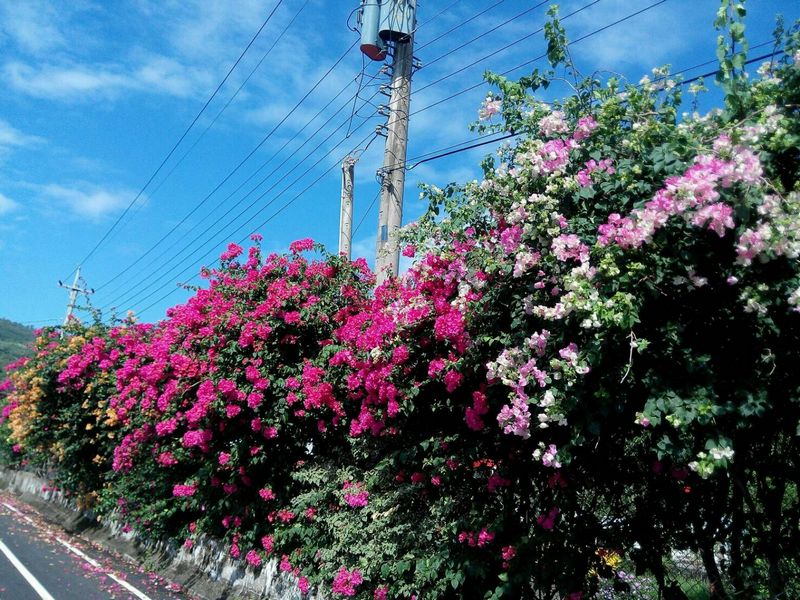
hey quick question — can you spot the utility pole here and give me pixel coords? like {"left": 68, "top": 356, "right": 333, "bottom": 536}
{"left": 375, "top": 2, "right": 415, "bottom": 284}
{"left": 339, "top": 156, "right": 355, "bottom": 260}
{"left": 58, "top": 267, "right": 94, "bottom": 332}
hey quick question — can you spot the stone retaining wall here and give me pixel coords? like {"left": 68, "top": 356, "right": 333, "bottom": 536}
{"left": 0, "top": 467, "right": 307, "bottom": 600}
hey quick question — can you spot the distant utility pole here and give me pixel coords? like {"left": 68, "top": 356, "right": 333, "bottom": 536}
{"left": 58, "top": 267, "right": 94, "bottom": 331}
{"left": 375, "top": 35, "right": 413, "bottom": 283}
{"left": 339, "top": 156, "right": 356, "bottom": 260}
{"left": 356, "top": 0, "right": 417, "bottom": 284}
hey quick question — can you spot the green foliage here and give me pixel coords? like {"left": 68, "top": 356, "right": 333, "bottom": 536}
{"left": 0, "top": 318, "right": 34, "bottom": 369}
{"left": 1, "top": 3, "right": 799, "bottom": 599}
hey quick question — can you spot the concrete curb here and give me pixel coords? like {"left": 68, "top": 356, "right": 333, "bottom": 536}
{"left": 0, "top": 467, "right": 306, "bottom": 600}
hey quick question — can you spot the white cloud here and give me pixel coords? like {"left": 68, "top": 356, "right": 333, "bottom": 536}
{"left": 3, "top": 53, "right": 217, "bottom": 101}
{"left": 0, "top": 119, "right": 44, "bottom": 150}
{"left": 36, "top": 183, "right": 137, "bottom": 220}
{"left": 0, "top": 0, "right": 65, "bottom": 54}
{"left": 3, "top": 61, "right": 131, "bottom": 100}
{"left": 131, "top": 53, "right": 213, "bottom": 97}
{"left": 567, "top": 0, "right": 693, "bottom": 74}
{"left": 0, "top": 192, "right": 19, "bottom": 215}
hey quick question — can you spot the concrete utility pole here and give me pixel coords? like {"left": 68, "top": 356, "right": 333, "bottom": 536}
{"left": 58, "top": 267, "right": 94, "bottom": 331}
{"left": 375, "top": 6, "right": 415, "bottom": 284}
{"left": 339, "top": 156, "right": 355, "bottom": 260}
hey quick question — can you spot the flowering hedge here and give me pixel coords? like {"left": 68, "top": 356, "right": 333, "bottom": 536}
{"left": 2, "top": 6, "right": 799, "bottom": 599}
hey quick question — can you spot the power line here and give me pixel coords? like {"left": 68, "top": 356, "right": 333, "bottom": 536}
{"left": 415, "top": 0, "right": 600, "bottom": 96}
{"left": 134, "top": 129, "right": 379, "bottom": 316}
{"left": 421, "top": 0, "right": 552, "bottom": 72}
{"left": 96, "top": 38, "right": 361, "bottom": 294}
{"left": 103, "top": 88, "right": 386, "bottom": 312}
{"left": 99, "top": 72, "right": 380, "bottom": 305}
{"left": 117, "top": 44, "right": 786, "bottom": 318}
{"left": 68, "top": 0, "right": 285, "bottom": 277}
{"left": 353, "top": 189, "right": 382, "bottom": 237}
{"left": 103, "top": 92, "right": 381, "bottom": 311}
{"left": 388, "top": 45, "right": 784, "bottom": 174}
{"left": 412, "top": 0, "right": 668, "bottom": 117}
{"left": 131, "top": 0, "right": 312, "bottom": 215}
{"left": 409, "top": 131, "right": 517, "bottom": 168}
{"left": 415, "top": 0, "right": 507, "bottom": 52}
{"left": 675, "top": 48, "right": 785, "bottom": 87}
{"left": 98, "top": 0, "right": 460, "bottom": 293}
{"left": 133, "top": 39, "right": 788, "bottom": 316}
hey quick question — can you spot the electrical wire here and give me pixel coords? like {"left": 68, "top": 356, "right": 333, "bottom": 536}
{"left": 99, "top": 71, "right": 377, "bottom": 303}
{"left": 352, "top": 189, "right": 382, "bottom": 237}
{"left": 67, "top": 0, "right": 285, "bottom": 278}
{"left": 390, "top": 45, "right": 786, "bottom": 174}
{"left": 421, "top": 0, "right": 551, "bottom": 71}
{"left": 415, "top": 0, "right": 507, "bottom": 52}
{"left": 411, "top": 0, "right": 669, "bottom": 117}
{"left": 136, "top": 0, "right": 312, "bottom": 209}
{"left": 102, "top": 89, "right": 386, "bottom": 312}
{"left": 96, "top": 39, "right": 361, "bottom": 293}
{"left": 408, "top": 132, "right": 517, "bottom": 168}
{"left": 103, "top": 90, "right": 383, "bottom": 310}
{"left": 98, "top": 0, "right": 460, "bottom": 293}
{"left": 413, "top": 0, "right": 464, "bottom": 37}
{"left": 133, "top": 128, "right": 379, "bottom": 316}
{"left": 415, "top": 0, "right": 598, "bottom": 96}
{"left": 111, "top": 42, "right": 787, "bottom": 318}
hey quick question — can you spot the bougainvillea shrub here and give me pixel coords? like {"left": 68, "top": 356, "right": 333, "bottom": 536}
{"left": 1, "top": 5, "right": 799, "bottom": 599}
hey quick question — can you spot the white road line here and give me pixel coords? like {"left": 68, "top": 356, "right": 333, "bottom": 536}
{"left": 56, "top": 537, "right": 154, "bottom": 600}
{"left": 55, "top": 537, "right": 101, "bottom": 568}
{"left": 2, "top": 501, "right": 35, "bottom": 524}
{"left": 0, "top": 538, "right": 57, "bottom": 600}
{"left": 2, "top": 501, "right": 22, "bottom": 514}
{"left": 107, "top": 572, "right": 155, "bottom": 600}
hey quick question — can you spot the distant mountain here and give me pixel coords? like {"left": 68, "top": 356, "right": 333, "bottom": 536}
{"left": 0, "top": 318, "right": 35, "bottom": 370}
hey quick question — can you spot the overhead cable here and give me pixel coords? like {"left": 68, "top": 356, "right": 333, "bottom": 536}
{"left": 68, "top": 0, "right": 285, "bottom": 276}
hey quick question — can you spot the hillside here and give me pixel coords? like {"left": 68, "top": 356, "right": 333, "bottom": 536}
{"left": 0, "top": 318, "right": 34, "bottom": 369}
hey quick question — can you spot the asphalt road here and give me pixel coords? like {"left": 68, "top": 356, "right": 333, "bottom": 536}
{"left": 0, "top": 494, "right": 190, "bottom": 600}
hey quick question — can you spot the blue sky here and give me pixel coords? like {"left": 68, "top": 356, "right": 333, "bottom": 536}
{"left": 0, "top": 0, "right": 796, "bottom": 326}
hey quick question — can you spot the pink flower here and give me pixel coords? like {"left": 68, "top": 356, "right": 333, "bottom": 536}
{"left": 245, "top": 550, "right": 262, "bottom": 567}
{"left": 479, "top": 96, "right": 502, "bottom": 120}
{"left": 332, "top": 566, "right": 363, "bottom": 597}
{"left": 477, "top": 528, "right": 494, "bottom": 547}
{"left": 289, "top": 238, "right": 315, "bottom": 253}
{"left": 427, "top": 358, "right": 446, "bottom": 377}
{"left": 220, "top": 243, "right": 243, "bottom": 262}
{"left": 537, "top": 507, "right": 560, "bottom": 530}
{"left": 443, "top": 370, "right": 463, "bottom": 392}
{"left": 279, "top": 555, "right": 292, "bottom": 572}
{"left": 499, "top": 225, "right": 522, "bottom": 254}
{"left": 156, "top": 451, "right": 178, "bottom": 466}
{"left": 343, "top": 481, "right": 369, "bottom": 508}
{"left": 218, "top": 452, "right": 231, "bottom": 466}
{"left": 374, "top": 586, "right": 389, "bottom": 600}
{"left": 259, "top": 487, "right": 275, "bottom": 501}
{"left": 541, "top": 444, "right": 561, "bottom": 468}
{"left": 298, "top": 576, "right": 310, "bottom": 594}
{"left": 497, "top": 397, "right": 531, "bottom": 439}
{"left": 283, "top": 311, "right": 302, "bottom": 325}
{"left": 260, "top": 535, "right": 274, "bottom": 554}
{"left": 572, "top": 115, "right": 598, "bottom": 141}
{"left": 172, "top": 484, "right": 196, "bottom": 497}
